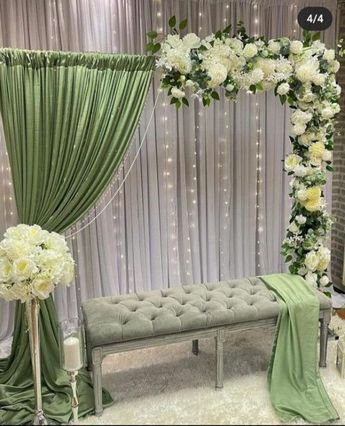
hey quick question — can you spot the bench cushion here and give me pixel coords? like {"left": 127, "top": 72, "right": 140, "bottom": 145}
{"left": 82, "top": 277, "right": 331, "bottom": 348}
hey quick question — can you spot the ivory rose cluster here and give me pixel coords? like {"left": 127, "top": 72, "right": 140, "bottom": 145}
{"left": 0, "top": 224, "right": 75, "bottom": 302}
{"left": 153, "top": 24, "right": 342, "bottom": 291}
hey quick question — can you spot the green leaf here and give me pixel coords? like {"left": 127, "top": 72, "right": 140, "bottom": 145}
{"left": 211, "top": 91, "right": 220, "bottom": 100}
{"left": 170, "top": 97, "right": 178, "bottom": 104}
{"left": 145, "top": 42, "right": 154, "bottom": 52}
{"left": 285, "top": 255, "right": 292, "bottom": 262}
{"left": 249, "top": 84, "right": 256, "bottom": 94}
{"left": 176, "top": 100, "right": 182, "bottom": 109}
{"left": 256, "top": 83, "right": 263, "bottom": 91}
{"left": 215, "top": 30, "right": 222, "bottom": 39}
{"left": 182, "top": 97, "right": 189, "bottom": 106}
{"left": 223, "top": 24, "right": 232, "bottom": 34}
{"left": 152, "top": 43, "right": 161, "bottom": 54}
{"left": 147, "top": 31, "right": 158, "bottom": 39}
{"left": 202, "top": 96, "right": 210, "bottom": 107}
{"left": 179, "top": 18, "right": 188, "bottom": 30}
{"left": 312, "top": 32, "right": 321, "bottom": 41}
{"left": 169, "top": 15, "right": 176, "bottom": 28}
{"left": 326, "top": 165, "right": 334, "bottom": 172}
{"left": 279, "top": 95, "right": 286, "bottom": 105}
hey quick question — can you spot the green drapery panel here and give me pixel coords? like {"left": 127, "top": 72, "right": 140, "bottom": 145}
{"left": 260, "top": 274, "right": 338, "bottom": 423}
{"left": 0, "top": 48, "right": 154, "bottom": 424}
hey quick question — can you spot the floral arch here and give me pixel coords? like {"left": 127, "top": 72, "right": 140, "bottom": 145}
{"left": 147, "top": 20, "right": 343, "bottom": 293}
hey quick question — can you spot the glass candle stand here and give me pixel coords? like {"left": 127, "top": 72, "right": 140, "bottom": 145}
{"left": 59, "top": 319, "right": 85, "bottom": 423}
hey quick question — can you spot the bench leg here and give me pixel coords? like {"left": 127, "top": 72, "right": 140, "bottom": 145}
{"left": 192, "top": 339, "right": 199, "bottom": 356}
{"left": 92, "top": 347, "right": 104, "bottom": 416}
{"left": 215, "top": 330, "right": 225, "bottom": 390}
{"left": 319, "top": 311, "right": 330, "bottom": 368}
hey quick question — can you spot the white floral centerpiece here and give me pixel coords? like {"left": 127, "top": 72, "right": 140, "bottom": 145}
{"left": 147, "top": 18, "right": 344, "bottom": 294}
{"left": 0, "top": 224, "right": 75, "bottom": 302}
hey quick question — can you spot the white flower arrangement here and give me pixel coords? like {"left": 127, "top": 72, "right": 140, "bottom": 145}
{"left": 0, "top": 224, "right": 75, "bottom": 302}
{"left": 146, "top": 19, "right": 344, "bottom": 294}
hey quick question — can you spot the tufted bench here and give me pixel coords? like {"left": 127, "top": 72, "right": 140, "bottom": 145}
{"left": 82, "top": 276, "right": 332, "bottom": 416}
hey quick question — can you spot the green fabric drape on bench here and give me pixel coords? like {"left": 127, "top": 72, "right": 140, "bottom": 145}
{"left": 0, "top": 48, "right": 154, "bottom": 425}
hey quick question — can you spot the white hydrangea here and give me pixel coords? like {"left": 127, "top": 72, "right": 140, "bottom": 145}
{"left": 207, "top": 63, "right": 227, "bottom": 88}
{"left": 295, "top": 58, "right": 319, "bottom": 83}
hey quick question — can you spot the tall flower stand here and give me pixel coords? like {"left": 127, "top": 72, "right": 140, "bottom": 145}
{"left": 25, "top": 298, "right": 48, "bottom": 425}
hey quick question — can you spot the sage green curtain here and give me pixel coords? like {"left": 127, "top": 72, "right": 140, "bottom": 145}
{"left": 260, "top": 274, "right": 338, "bottom": 423}
{"left": 0, "top": 48, "right": 154, "bottom": 424}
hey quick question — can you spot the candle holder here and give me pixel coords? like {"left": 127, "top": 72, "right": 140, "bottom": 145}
{"left": 59, "top": 318, "right": 85, "bottom": 424}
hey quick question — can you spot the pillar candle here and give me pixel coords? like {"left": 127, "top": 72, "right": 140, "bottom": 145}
{"left": 63, "top": 336, "right": 82, "bottom": 371}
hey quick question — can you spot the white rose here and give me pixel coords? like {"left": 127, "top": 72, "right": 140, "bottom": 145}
{"left": 294, "top": 165, "right": 308, "bottom": 177}
{"left": 0, "top": 257, "right": 12, "bottom": 282}
{"left": 226, "top": 84, "right": 234, "bottom": 92}
{"left": 207, "top": 63, "right": 227, "bottom": 88}
{"left": 243, "top": 43, "right": 258, "bottom": 58}
{"left": 323, "top": 49, "right": 335, "bottom": 61}
{"left": 295, "top": 215, "right": 306, "bottom": 225}
{"left": 321, "top": 107, "right": 334, "bottom": 119}
{"left": 292, "top": 123, "right": 306, "bottom": 136}
{"left": 290, "top": 40, "right": 303, "bottom": 55}
{"left": 13, "top": 257, "right": 38, "bottom": 281}
{"left": 285, "top": 154, "right": 301, "bottom": 172}
{"left": 185, "top": 79, "right": 194, "bottom": 88}
{"left": 330, "top": 60, "right": 340, "bottom": 73}
{"left": 297, "top": 188, "right": 307, "bottom": 201}
{"left": 171, "top": 87, "right": 185, "bottom": 99}
{"left": 60, "top": 261, "right": 75, "bottom": 286}
{"left": 1, "top": 239, "right": 34, "bottom": 261}
{"left": 277, "top": 82, "right": 290, "bottom": 96}
{"left": 25, "top": 225, "right": 47, "bottom": 246}
{"left": 31, "top": 277, "right": 55, "bottom": 300}
{"left": 227, "top": 38, "right": 243, "bottom": 53}
{"left": 322, "top": 150, "right": 332, "bottom": 162}
{"left": 183, "top": 33, "right": 201, "bottom": 49}
{"left": 332, "top": 103, "right": 341, "bottom": 114}
{"left": 312, "top": 73, "right": 326, "bottom": 86}
{"left": 166, "top": 34, "right": 184, "bottom": 50}
{"left": 5, "top": 283, "right": 29, "bottom": 303}
{"left": 288, "top": 222, "right": 300, "bottom": 234}
{"left": 305, "top": 271, "right": 318, "bottom": 287}
{"left": 305, "top": 251, "right": 320, "bottom": 272}
{"left": 319, "top": 275, "right": 330, "bottom": 287}
{"left": 4, "top": 224, "right": 30, "bottom": 240}
{"left": 268, "top": 40, "right": 281, "bottom": 54}
{"left": 45, "top": 233, "right": 69, "bottom": 253}
{"left": 291, "top": 109, "right": 313, "bottom": 125}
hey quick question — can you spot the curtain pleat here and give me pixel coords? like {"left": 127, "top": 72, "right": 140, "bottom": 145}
{"left": 0, "top": 48, "right": 154, "bottom": 424}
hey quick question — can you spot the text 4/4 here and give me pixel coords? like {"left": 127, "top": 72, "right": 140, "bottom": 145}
{"left": 307, "top": 14, "right": 324, "bottom": 24}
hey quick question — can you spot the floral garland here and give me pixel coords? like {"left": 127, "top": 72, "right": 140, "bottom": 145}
{"left": 147, "top": 19, "right": 343, "bottom": 294}
{"left": 0, "top": 224, "right": 74, "bottom": 302}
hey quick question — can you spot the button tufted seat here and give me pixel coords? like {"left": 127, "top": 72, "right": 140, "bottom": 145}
{"left": 82, "top": 276, "right": 332, "bottom": 416}
{"left": 83, "top": 277, "right": 330, "bottom": 349}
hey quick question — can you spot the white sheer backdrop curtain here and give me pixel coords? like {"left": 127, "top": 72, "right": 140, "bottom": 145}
{"left": 0, "top": 0, "right": 337, "bottom": 340}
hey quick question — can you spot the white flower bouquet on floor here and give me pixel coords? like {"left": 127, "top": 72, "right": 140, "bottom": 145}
{"left": 0, "top": 224, "right": 74, "bottom": 302}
